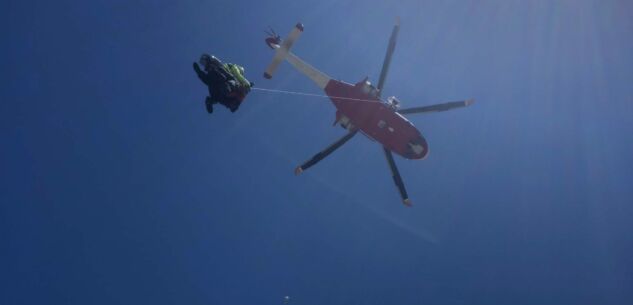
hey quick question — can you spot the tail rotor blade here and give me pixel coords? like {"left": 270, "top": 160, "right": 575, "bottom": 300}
{"left": 265, "top": 26, "right": 278, "bottom": 37}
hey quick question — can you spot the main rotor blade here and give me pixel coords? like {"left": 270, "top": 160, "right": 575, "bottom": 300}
{"left": 383, "top": 147, "right": 411, "bottom": 206}
{"left": 376, "top": 17, "right": 400, "bottom": 96}
{"left": 295, "top": 130, "right": 358, "bottom": 175}
{"left": 398, "top": 99, "right": 474, "bottom": 115}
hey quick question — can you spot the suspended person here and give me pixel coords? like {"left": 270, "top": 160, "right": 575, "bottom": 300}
{"left": 193, "top": 54, "right": 253, "bottom": 113}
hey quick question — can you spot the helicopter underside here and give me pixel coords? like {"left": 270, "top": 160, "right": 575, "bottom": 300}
{"left": 324, "top": 79, "right": 428, "bottom": 160}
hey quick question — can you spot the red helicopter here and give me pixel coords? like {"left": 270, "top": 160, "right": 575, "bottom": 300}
{"left": 263, "top": 19, "right": 473, "bottom": 206}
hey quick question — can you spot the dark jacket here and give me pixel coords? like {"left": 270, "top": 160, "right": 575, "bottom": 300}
{"left": 193, "top": 62, "right": 235, "bottom": 101}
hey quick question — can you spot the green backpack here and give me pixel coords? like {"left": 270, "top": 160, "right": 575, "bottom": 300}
{"left": 225, "top": 63, "right": 251, "bottom": 90}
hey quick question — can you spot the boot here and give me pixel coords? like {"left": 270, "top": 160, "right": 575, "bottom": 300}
{"left": 205, "top": 97, "right": 214, "bottom": 113}
{"left": 228, "top": 100, "right": 240, "bottom": 113}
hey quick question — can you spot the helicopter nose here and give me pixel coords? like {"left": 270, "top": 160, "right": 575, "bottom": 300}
{"left": 407, "top": 135, "right": 429, "bottom": 159}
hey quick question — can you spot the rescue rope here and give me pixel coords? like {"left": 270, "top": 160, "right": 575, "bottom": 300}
{"left": 251, "top": 87, "right": 382, "bottom": 103}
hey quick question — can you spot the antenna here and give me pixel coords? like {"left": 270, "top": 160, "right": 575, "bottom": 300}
{"left": 265, "top": 26, "right": 279, "bottom": 38}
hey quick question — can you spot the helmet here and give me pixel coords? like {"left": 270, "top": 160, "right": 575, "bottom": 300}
{"left": 199, "top": 54, "right": 222, "bottom": 70}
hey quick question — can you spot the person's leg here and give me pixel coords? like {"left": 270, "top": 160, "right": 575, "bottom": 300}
{"left": 217, "top": 100, "right": 230, "bottom": 111}
{"left": 205, "top": 84, "right": 223, "bottom": 114}
{"left": 205, "top": 96, "right": 214, "bottom": 113}
{"left": 227, "top": 99, "right": 240, "bottom": 112}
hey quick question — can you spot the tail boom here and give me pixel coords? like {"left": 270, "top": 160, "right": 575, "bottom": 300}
{"left": 264, "top": 23, "right": 331, "bottom": 89}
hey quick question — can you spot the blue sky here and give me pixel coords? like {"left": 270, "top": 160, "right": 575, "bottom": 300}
{"left": 2, "top": 0, "right": 633, "bottom": 304}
